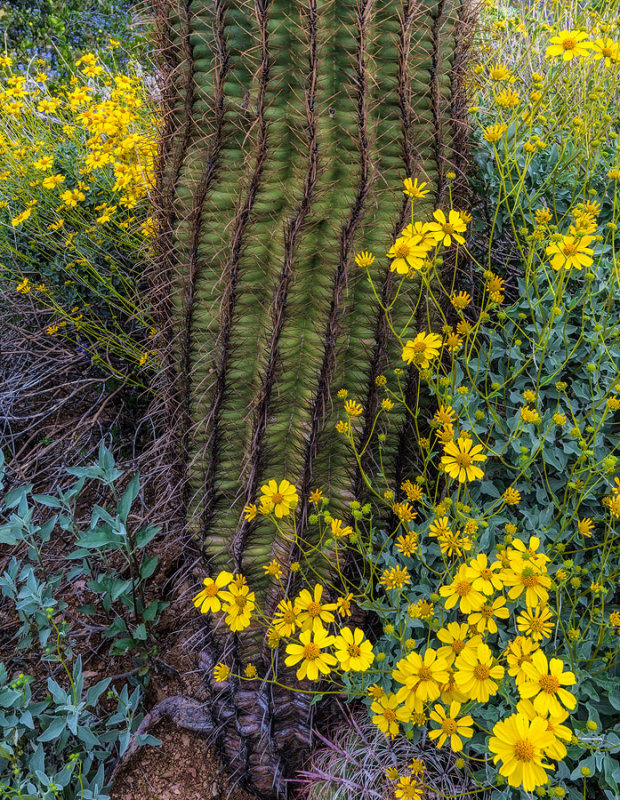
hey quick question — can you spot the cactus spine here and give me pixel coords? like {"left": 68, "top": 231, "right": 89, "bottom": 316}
{"left": 155, "top": 0, "right": 471, "bottom": 794}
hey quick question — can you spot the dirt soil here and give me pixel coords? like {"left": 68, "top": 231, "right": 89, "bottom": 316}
{"left": 110, "top": 720, "right": 256, "bottom": 800}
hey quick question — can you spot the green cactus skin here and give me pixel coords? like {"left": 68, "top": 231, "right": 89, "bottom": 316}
{"left": 154, "top": 0, "right": 472, "bottom": 794}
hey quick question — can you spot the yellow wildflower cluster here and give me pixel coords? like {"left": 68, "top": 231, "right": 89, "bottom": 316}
{"left": 0, "top": 55, "right": 157, "bottom": 378}
{"left": 371, "top": 536, "right": 575, "bottom": 792}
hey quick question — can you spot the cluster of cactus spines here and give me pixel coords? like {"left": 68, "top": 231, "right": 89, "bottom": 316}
{"left": 297, "top": 708, "right": 481, "bottom": 800}
{"left": 155, "top": 0, "right": 471, "bottom": 795}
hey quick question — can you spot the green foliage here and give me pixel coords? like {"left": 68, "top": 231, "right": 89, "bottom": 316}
{"left": 0, "top": 446, "right": 163, "bottom": 798}
{"left": 0, "top": 444, "right": 167, "bottom": 661}
{"left": 0, "top": 661, "right": 154, "bottom": 800}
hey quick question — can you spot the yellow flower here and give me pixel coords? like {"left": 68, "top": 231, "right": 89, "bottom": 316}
{"left": 402, "top": 177, "right": 430, "bottom": 199}
{"left": 244, "top": 663, "right": 258, "bottom": 679}
{"left": 220, "top": 582, "right": 255, "bottom": 632}
{"left": 520, "top": 404, "right": 541, "bottom": 424}
{"left": 535, "top": 207, "right": 552, "bottom": 226}
{"left": 336, "top": 593, "right": 353, "bottom": 618}
{"left": 439, "top": 563, "right": 485, "bottom": 614}
{"left": 428, "top": 701, "right": 474, "bottom": 751}
{"left": 33, "top": 156, "right": 54, "bottom": 170}
{"left": 467, "top": 595, "right": 510, "bottom": 634}
{"left": 392, "top": 501, "right": 416, "bottom": 522}
{"left": 331, "top": 518, "right": 353, "bottom": 538}
{"left": 546, "top": 30, "right": 593, "bottom": 60}
{"left": 243, "top": 503, "right": 257, "bottom": 521}
{"left": 401, "top": 332, "right": 442, "bottom": 368}
{"left": 553, "top": 412, "right": 566, "bottom": 426}
{"left": 387, "top": 233, "right": 428, "bottom": 274}
{"left": 263, "top": 559, "right": 283, "bottom": 579}
{"left": 489, "top": 63, "right": 512, "bottom": 80}
{"left": 213, "top": 663, "right": 230, "bottom": 682}
{"left": 37, "top": 97, "right": 61, "bottom": 114}
{"left": 272, "top": 599, "right": 299, "bottom": 637}
{"left": 395, "top": 531, "right": 418, "bottom": 557}
{"left": 450, "top": 290, "right": 471, "bottom": 311}
{"left": 15, "top": 277, "right": 31, "bottom": 294}
{"left": 428, "top": 209, "right": 467, "bottom": 246}
{"left": 408, "top": 758, "right": 425, "bottom": 776}
{"left": 516, "top": 698, "right": 572, "bottom": 761}
{"left": 402, "top": 219, "right": 443, "bottom": 250}
{"left": 503, "top": 487, "right": 522, "bottom": 506}
{"left": 506, "top": 637, "right": 539, "bottom": 684}
{"left": 193, "top": 570, "right": 234, "bottom": 613}
{"left": 394, "top": 775, "right": 423, "bottom": 800}
{"left": 380, "top": 565, "right": 411, "bottom": 590}
{"left": 382, "top": 398, "right": 394, "bottom": 410}
{"left": 393, "top": 648, "right": 450, "bottom": 711}
{"left": 546, "top": 235, "right": 594, "bottom": 271}
{"left": 284, "top": 625, "right": 337, "bottom": 681}
{"left": 11, "top": 208, "right": 32, "bottom": 226}
{"left": 519, "top": 650, "right": 577, "bottom": 715}
{"left": 489, "top": 713, "right": 555, "bottom": 791}
{"left": 333, "top": 627, "right": 374, "bottom": 672}
{"left": 60, "top": 188, "right": 86, "bottom": 207}
{"left": 495, "top": 88, "right": 520, "bottom": 108}
{"left": 371, "top": 693, "right": 410, "bottom": 739}
{"left": 577, "top": 517, "right": 594, "bottom": 537}
{"left": 354, "top": 250, "right": 375, "bottom": 268}
{"left": 441, "top": 437, "right": 486, "bottom": 483}
{"left": 467, "top": 554, "right": 503, "bottom": 595}
{"left": 309, "top": 488, "right": 324, "bottom": 504}
{"left": 344, "top": 399, "right": 363, "bottom": 416}
{"left": 259, "top": 479, "right": 298, "bottom": 517}
{"left": 436, "top": 622, "right": 480, "bottom": 666}
{"left": 336, "top": 420, "right": 349, "bottom": 434}
{"left": 294, "top": 584, "right": 336, "bottom": 631}
{"left": 516, "top": 606, "right": 554, "bottom": 641}
{"left": 401, "top": 480, "right": 423, "bottom": 502}
{"left": 454, "top": 643, "right": 505, "bottom": 702}
{"left": 41, "top": 175, "right": 66, "bottom": 189}
{"left": 483, "top": 123, "right": 508, "bottom": 143}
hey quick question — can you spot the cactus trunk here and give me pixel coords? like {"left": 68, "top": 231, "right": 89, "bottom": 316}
{"left": 154, "top": 0, "right": 472, "bottom": 794}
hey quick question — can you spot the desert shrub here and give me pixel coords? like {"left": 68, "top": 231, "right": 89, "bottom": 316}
{"left": 0, "top": 0, "right": 147, "bottom": 75}
{"left": 0, "top": 445, "right": 163, "bottom": 798}
{"left": 0, "top": 53, "right": 158, "bottom": 383}
{"left": 191, "top": 1, "right": 620, "bottom": 798}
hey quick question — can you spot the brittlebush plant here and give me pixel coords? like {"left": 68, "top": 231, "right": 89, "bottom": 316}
{"left": 0, "top": 49, "right": 158, "bottom": 382}
{"left": 192, "top": 2, "right": 620, "bottom": 798}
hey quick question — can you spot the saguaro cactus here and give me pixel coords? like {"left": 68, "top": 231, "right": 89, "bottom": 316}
{"left": 153, "top": 0, "right": 472, "bottom": 794}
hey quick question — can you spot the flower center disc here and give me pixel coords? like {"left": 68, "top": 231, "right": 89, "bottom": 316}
{"left": 474, "top": 664, "right": 491, "bottom": 680}
{"left": 205, "top": 584, "right": 219, "bottom": 596}
{"left": 442, "top": 719, "right": 458, "bottom": 735}
{"left": 539, "top": 674, "right": 560, "bottom": 694}
{"left": 418, "top": 666, "right": 433, "bottom": 681}
{"left": 514, "top": 739, "right": 535, "bottom": 762}
{"left": 454, "top": 452, "right": 473, "bottom": 468}
{"left": 303, "top": 643, "right": 320, "bottom": 660}
{"left": 307, "top": 601, "right": 322, "bottom": 617}
{"left": 272, "top": 493, "right": 283, "bottom": 504}
{"left": 348, "top": 644, "right": 361, "bottom": 658}
{"left": 394, "top": 242, "right": 410, "bottom": 258}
